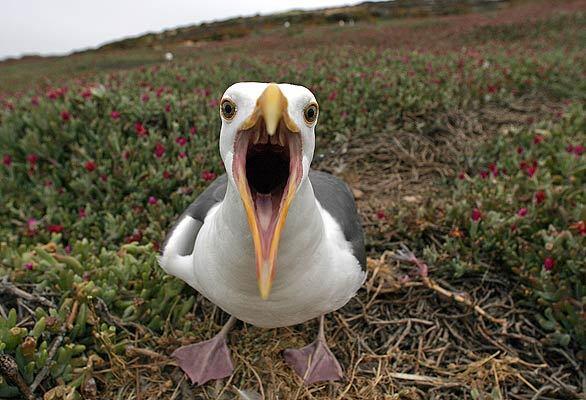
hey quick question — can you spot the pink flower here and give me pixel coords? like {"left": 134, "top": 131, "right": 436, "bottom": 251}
{"left": 135, "top": 122, "right": 148, "bottom": 137}
{"left": 110, "top": 110, "right": 121, "bottom": 120}
{"left": 535, "top": 190, "right": 546, "bottom": 205}
{"left": 572, "top": 145, "right": 584, "bottom": 156}
{"left": 79, "top": 208, "right": 86, "bottom": 219}
{"left": 165, "top": 103, "right": 171, "bottom": 113}
{"left": 141, "top": 93, "right": 150, "bottom": 103}
{"left": 178, "top": 151, "right": 187, "bottom": 159}
{"left": 479, "top": 170, "right": 489, "bottom": 179}
{"left": 147, "top": 196, "right": 158, "bottom": 205}
{"left": 3, "top": 155, "right": 12, "bottom": 167}
{"left": 65, "top": 244, "right": 72, "bottom": 254}
{"left": 176, "top": 136, "right": 188, "bottom": 146}
{"left": 189, "top": 126, "right": 197, "bottom": 135}
{"left": 543, "top": 257, "right": 555, "bottom": 271}
{"left": 328, "top": 91, "right": 338, "bottom": 101}
{"left": 201, "top": 170, "right": 217, "bottom": 182}
{"left": 471, "top": 208, "right": 482, "bottom": 222}
{"left": 47, "top": 224, "right": 64, "bottom": 233}
{"left": 163, "top": 170, "right": 172, "bottom": 180}
{"left": 25, "top": 218, "right": 38, "bottom": 236}
{"left": 26, "top": 153, "right": 38, "bottom": 167}
{"left": 84, "top": 160, "right": 96, "bottom": 172}
{"left": 154, "top": 143, "right": 165, "bottom": 158}
{"left": 81, "top": 89, "right": 92, "bottom": 99}
{"left": 61, "top": 111, "right": 71, "bottom": 122}
{"left": 376, "top": 210, "right": 386, "bottom": 220}
{"left": 24, "top": 263, "right": 34, "bottom": 271}
{"left": 533, "top": 134, "right": 544, "bottom": 145}
{"left": 517, "top": 208, "right": 528, "bottom": 217}
{"left": 31, "top": 96, "right": 39, "bottom": 106}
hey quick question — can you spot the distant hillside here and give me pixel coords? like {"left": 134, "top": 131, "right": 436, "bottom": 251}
{"left": 96, "top": 0, "right": 507, "bottom": 52}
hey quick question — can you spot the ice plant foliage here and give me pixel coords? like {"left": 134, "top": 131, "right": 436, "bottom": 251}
{"left": 442, "top": 107, "right": 585, "bottom": 349}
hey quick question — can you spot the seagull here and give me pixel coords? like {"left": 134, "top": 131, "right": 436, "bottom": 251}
{"left": 159, "top": 82, "right": 365, "bottom": 385}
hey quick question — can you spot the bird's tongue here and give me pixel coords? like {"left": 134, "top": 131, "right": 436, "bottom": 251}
{"left": 254, "top": 193, "right": 280, "bottom": 256}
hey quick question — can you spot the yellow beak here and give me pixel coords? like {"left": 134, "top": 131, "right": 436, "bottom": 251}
{"left": 234, "top": 83, "right": 301, "bottom": 300}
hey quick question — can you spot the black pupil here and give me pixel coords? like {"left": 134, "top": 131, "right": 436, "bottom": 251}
{"left": 224, "top": 103, "right": 232, "bottom": 115}
{"left": 307, "top": 107, "right": 315, "bottom": 119}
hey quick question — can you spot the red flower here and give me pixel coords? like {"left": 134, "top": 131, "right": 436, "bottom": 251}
{"left": 201, "top": 170, "right": 217, "bottom": 182}
{"left": 189, "top": 126, "right": 197, "bottom": 135}
{"left": 178, "top": 151, "right": 187, "bottom": 159}
{"left": 572, "top": 145, "right": 584, "bottom": 156}
{"left": 533, "top": 134, "right": 544, "bottom": 145}
{"left": 535, "top": 190, "right": 546, "bottom": 204}
{"left": 487, "top": 84, "right": 498, "bottom": 94}
{"left": 517, "top": 208, "right": 528, "bottom": 217}
{"left": 141, "top": 93, "right": 150, "bottom": 103}
{"left": 135, "top": 122, "right": 148, "bottom": 137}
{"left": 471, "top": 208, "right": 482, "bottom": 222}
{"left": 176, "top": 136, "right": 188, "bottom": 146}
{"left": 479, "top": 170, "right": 489, "bottom": 179}
{"left": 328, "top": 91, "right": 338, "bottom": 101}
{"left": 3, "top": 155, "right": 12, "bottom": 167}
{"left": 47, "top": 224, "right": 64, "bottom": 233}
{"left": 543, "top": 257, "right": 555, "bottom": 271}
{"left": 84, "top": 160, "right": 96, "bottom": 172}
{"left": 488, "top": 163, "right": 498, "bottom": 177}
{"left": 147, "top": 196, "right": 158, "bottom": 205}
{"left": 79, "top": 208, "right": 86, "bottom": 219}
{"left": 31, "top": 96, "right": 39, "bottom": 106}
{"left": 165, "top": 103, "right": 171, "bottom": 113}
{"left": 81, "top": 89, "right": 92, "bottom": 99}
{"left": 60, "top": 111, "right": 71, "bottom": 122}
{"left": 110, "top": 110, "right": 121, "bottom": 120}
{"left": 122, "top": 150, "right": 130, "bottom": 160}
{"left": 376, "top": 210, "right": 386, "bottom": 220}
{"left": 516, "top": 146, "right": 524, "bottom": 155}
{"left": 154, "top": 143, "right": 165, "bottom": 158}
{"left": 458, "top": 171, "right": 466, "bottom": 180}
{"left": 26, "top": 153, "right": 38, "bottom": 167}
{"left": 24, "top": 263, "right": 34, "bottom": 271}
{"left": 163, "top": 170, "right": 172, "bottom": 179}
{"left": 510, "top": 224, "right": 517, "bottom": 233}
{"left": 100, "top": 174, "right": 108, "bottom": 182}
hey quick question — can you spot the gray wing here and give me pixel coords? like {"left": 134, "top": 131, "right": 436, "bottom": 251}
{"left": 161, "top": 174, "right": 228, "bottom": 256}
{"left": 309, "top": 170, "right": 366, "bottom": 270}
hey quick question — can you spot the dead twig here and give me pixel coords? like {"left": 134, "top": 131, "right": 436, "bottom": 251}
{"left": 392, "top": 245, "right": 508, "bottom": 329}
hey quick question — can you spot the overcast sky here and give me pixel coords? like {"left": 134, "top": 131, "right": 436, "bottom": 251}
{"left": 1, "top": 0, "right": 371, "bottom": 60}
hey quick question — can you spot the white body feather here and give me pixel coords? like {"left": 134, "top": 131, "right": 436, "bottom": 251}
{"left": 160, "top": 178, "right": 365, "bottom": 328}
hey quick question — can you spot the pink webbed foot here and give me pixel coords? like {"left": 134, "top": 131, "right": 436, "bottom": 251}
{"left": 283, "top": 328, "right": 343, "bottom": 384}
{"left": 172, "top": 316, "right": 236, "bottom": 386}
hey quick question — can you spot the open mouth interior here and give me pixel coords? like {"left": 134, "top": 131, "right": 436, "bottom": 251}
{"left": 233, "top": 120, "right": 302, "bottom": 248}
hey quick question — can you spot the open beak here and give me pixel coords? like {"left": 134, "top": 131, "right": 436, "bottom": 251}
{"left": 232, "top": 83, "right": 302, "bottom": 300}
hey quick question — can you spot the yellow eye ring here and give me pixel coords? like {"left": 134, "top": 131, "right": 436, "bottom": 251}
{"left": 220, "top": 99, "right": 237, "bottom": 120}
{"left": 303, "top": 103, "right": 318, "bottom": 124}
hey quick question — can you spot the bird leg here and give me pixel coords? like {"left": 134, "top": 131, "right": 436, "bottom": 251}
{"left": 172, "top": 315, "right": 236, "bottom": 386}
{"left": 283, "top": 315, "right": 343, "bottom": 384}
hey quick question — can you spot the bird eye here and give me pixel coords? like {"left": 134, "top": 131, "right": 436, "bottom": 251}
{"left": 220, "top": 99, "right": 236, "bottom": 120}
{"left": 303, "top": 103, "right": 318, "bottom": 124}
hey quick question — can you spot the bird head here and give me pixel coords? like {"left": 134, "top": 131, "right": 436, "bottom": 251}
{"left": 218, "top": 82, "right": 319, "bottom": 300}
